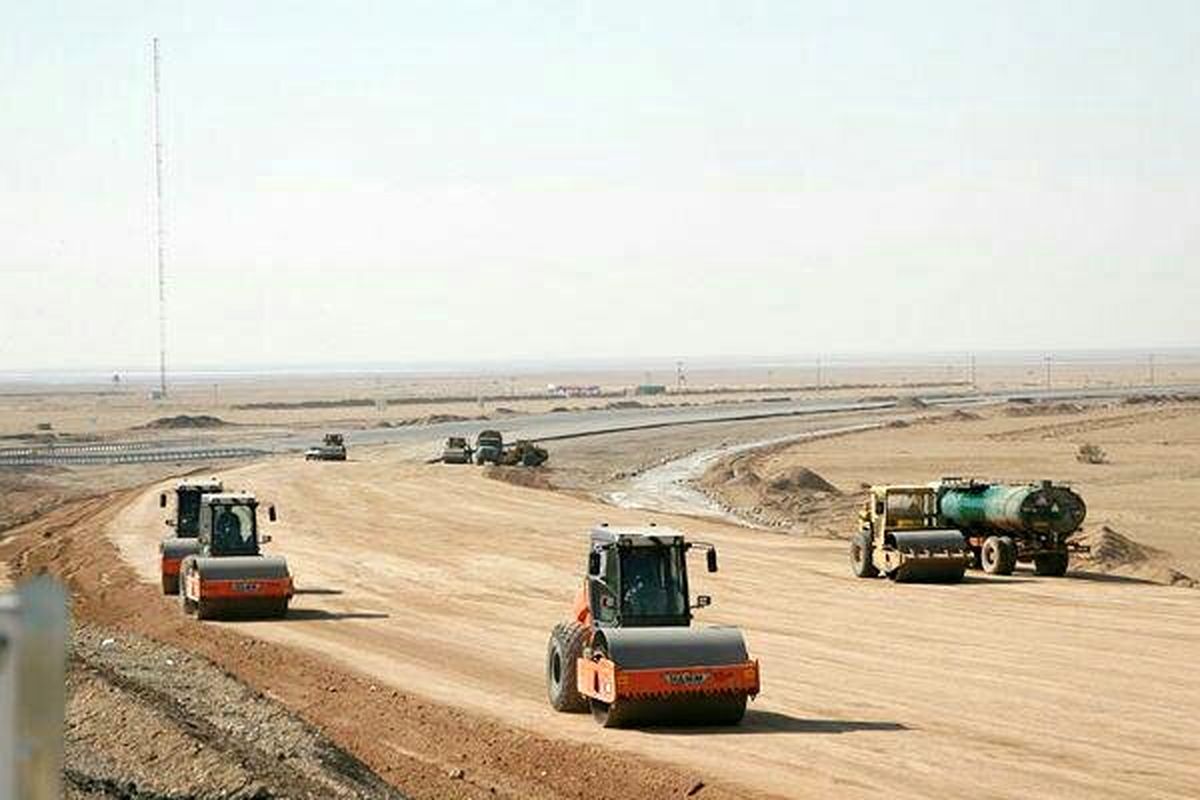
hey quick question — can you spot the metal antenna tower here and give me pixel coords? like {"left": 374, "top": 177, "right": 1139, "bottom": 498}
{"left": 152, "top": 38, "right": 168, "bottom": 399}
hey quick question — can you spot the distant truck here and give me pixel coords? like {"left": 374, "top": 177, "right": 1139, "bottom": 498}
{"left": 474, "top": 430, "right": 504, "bottom": 465}
{"left": 306, "top": 433, "right": 347, "bottom": 461}
{"left": 442, "top": 436, "right": 474, "bottom": 464}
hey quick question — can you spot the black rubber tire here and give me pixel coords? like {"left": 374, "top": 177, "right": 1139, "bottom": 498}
{"left": 196, "top": 599, "right": 216, "bottom": 620}
{"left": 179, "top": 569, "right": 197, "bottom": 615}
{"left": 997, "top": 537, "right": 1017, "bottom": 575}
{"left": 850, "top": 530, "right": 879, "bottom": 578}
{"left": 981, "top": 536, "right": 1008, "bottom": 575}
{"left": 1034, "top": 551, "right": 1069, "bottom": 577}
{"left": 546, "top": 622, "right": 590, "bottom": 712}
{"left": 162, "top": 573, "right": 178, "bottom": 596}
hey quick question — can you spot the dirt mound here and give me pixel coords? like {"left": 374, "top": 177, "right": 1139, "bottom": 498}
{"left": 1072, "top": 526, "right": 1197, "bottom": 588}
{"left": 897, "top": 396, "right": 929, "bottom": 409}
{"left": 766, "top": 466, "right": 840, "bottom": 495}
{"left": 137, "top": 414, "right": 229, "bottom": 430}
{"left": 697, "top": 456, "right": 851, "bottom": 532}
{"left": 950, "top": 409, "right": 982, "bottom": 421}
{"left": 482, "top": 464, "right": 553, "bottom": 491}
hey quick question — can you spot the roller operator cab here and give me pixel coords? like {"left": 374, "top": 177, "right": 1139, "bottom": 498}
{"left": 157, "top": 478, "right": 223, "bottom": 595}
{"left": 546, "top": 525, "right": 760, "bottom": 728}
{"left": 179, "top": 492, "right": 292, "bottom": 620}
{"left": 851, "top": 485, "right": 971, "bottom": 583}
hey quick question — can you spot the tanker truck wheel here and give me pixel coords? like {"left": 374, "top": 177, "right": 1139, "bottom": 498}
{"left": 546, "top": 622, "right": 589, "bottom": 712}
{"left": 1034, "top": 551, "right": 1069, "bottom": 577}
{"left": 998, "top": 537, "right": 1017, "bottom": 574}
{"left": 850, "top": 531, "right": 879, "bottom": 578}
{"left": 981, "top": 536, "right": 1015, "bottom": 575}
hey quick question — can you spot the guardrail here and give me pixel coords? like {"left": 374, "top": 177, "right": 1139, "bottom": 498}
{"left": 0, "top": 445, "right": 265, "bottom": 467}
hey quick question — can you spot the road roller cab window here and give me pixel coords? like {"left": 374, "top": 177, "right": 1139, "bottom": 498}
{"left": 618, "top": 546, "right": 687, "bottom": 624}
{"left": 209, "top": 504, "right": 257, "bottom": 555}
{"left": 176, "top": 490, "right": 202, "bottom": 534}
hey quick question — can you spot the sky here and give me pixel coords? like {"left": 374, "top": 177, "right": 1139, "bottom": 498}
{"left": 1, "top": 1, "right": 1197, "bottom": 371}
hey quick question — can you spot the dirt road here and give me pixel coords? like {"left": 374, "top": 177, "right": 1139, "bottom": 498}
{"left": 110, "top": 454, "right": 1200, "bottom": 799}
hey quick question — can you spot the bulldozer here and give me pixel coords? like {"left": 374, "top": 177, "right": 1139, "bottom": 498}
{"left": 178, "top": 492, "right": 292, "bottom": 619}
{"left": 500, "top": 439, "right": 548, "bottom": 467}
{"left": 546, "top": 524, "right": 760, "bottom": 728}
{"left": 158, "top": 477, "right": 223, "bottom": 594}
{"left": 851, "top": 484, "right": 971, "bottom": 582}
{"left": 305, "top": 433, "right": 347, "bottom": 461}
{"left": 474, "top": 429, "right": 503, "bottom": 465}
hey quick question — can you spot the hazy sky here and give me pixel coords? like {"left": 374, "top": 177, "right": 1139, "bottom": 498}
{"left": 2, "top": 2, "right": 1197, "bottom": 371}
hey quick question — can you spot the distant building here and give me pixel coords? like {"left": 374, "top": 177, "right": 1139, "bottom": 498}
{"left": 635, "top": 384, "right": 667, "bottom": 396}
{"left": 547, "top": 384, "right": 602, "bottom": 398}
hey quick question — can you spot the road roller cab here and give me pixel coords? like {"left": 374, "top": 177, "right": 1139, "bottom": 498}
{"left": 179, "top": 492, "right": 292, "bottom": 620}
{"left": 546, "top": 525, "right": 760, "bottom": 728}
{"left": 157, "top": 477, "right": 223, "bottom": 595}
{"left": 851, "top": 485, "right": 971, "bottom": 583}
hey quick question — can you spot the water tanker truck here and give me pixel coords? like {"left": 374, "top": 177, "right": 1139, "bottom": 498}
{"left": 935, "top": 478, "right": 1086, "bottom": 576}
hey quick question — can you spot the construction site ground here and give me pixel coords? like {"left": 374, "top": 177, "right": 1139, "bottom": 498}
{"left": 2, "top": 398, "right": 1199, "bottom": 798}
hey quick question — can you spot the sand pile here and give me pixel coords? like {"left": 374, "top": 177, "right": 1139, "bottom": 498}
{"left": 1072, "top": 526, "right": 1197, "bottom": 588}
{"left": 698, "top": 456, "right": 851, "bottom": 531}
{"left": 766, "top": 466, "right": 841, "bottom": 495}
{"left": 137, "top": 414, "right": 228, "bottom": 430}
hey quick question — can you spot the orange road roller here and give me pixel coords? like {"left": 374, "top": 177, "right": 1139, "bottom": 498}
{"left": 178, "top": 491, "right": 292, "bottom": 620}
{"left": 546, "top": 524, "right": 760, "bottom": 727}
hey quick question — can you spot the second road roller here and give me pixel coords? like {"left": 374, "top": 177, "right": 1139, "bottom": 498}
{"left": 546, "top": 524, "right": 760, "bottom": 727}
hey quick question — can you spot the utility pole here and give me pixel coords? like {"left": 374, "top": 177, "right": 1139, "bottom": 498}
{"left": 969, "top": 353, "right": 977, "bottom": 389}
{"left": 675, "top": 361, "right": 686, "bottom": 390}
{"left": 1044, "top": 355, "right": 1052, "bottom": 391}
{"left": 152, "top": 38, "right": 168, "bottom": 400}
{"left": 1148, "top": 353, "right": 1156, "bottom": 387}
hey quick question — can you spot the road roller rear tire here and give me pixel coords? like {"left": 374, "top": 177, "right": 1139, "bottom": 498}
{"left": 547, "top": 622, "right": 589, "bottom": 712}
{"left": 162, "top": 574, "right": 178, "bottom": 595}
{"left": 1034, "top": 551, "right": 1069, "bottom": 576}
{"left": 850, "top": 531, "right": 879, "bottom": 578}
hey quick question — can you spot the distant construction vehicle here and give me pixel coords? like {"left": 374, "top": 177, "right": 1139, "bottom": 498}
{"left": 851, "top": 479, "right": 1087, "bottom": 581}
{"left": 179, "top": 492, "right": 292, "bottom": 619}
{"left": 158, "top": 477, "right": 223, "bottom": 594}
{"left": 500, "top": 439, "right": 548, "bottom": 467}
{"left": 852, "top": 484, "right": 972, "bottom": 582}
{"left": 547, "top": 525, "right": 760, "bottom": 728}
{"left": 936, "top": 478, "right": 1086, "bottom": 576}
{"left": 441, "top": 436, "right": 474, "bottom": 464}
{"left": 305, "top": 433, "right": 347, "bottom": 461}
{"left": 474, "top": 429, "right": 503, "bottom": 465}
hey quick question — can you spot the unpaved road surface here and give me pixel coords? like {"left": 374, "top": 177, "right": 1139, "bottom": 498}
{"left": 110, "top": 455, "right": 1200, "bottom": 799}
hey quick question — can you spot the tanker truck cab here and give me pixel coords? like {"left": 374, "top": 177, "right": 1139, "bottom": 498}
{"left": 547, "top": 525, "right": 759, "bottom": 728}
{"left": 179, "top": 493, "right": 292, "bottom": 620}
{"left": 157, "top": 478, "right": 223, "bottom": 595}
{"left": 851, "top": 485, "right": 971, "bottom": 583}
